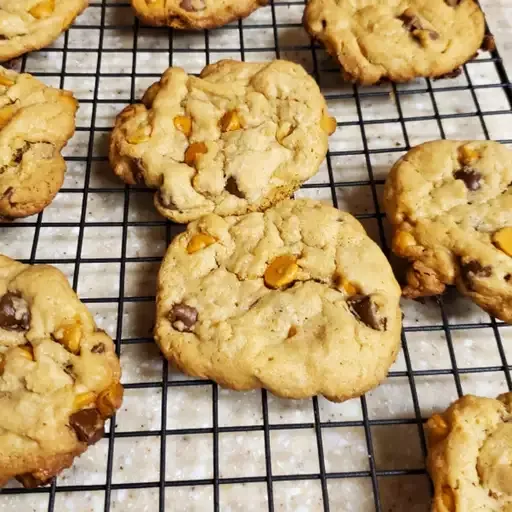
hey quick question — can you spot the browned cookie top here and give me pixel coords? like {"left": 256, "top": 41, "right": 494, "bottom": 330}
{"left": 0, "top": 1, "right": 88, "bottom": 61}
{"left": 132, "top": 0, "right": 268, "bottom": 29}
{"left": 109, "top": 60, "right": 335, "bottom": 223}
{"left": 426, "top": 393, "right": 512, "bottom": 512}
{"left": 0, "top": 66, "right": 77, "bottom": 220}
{"left": 304, "top": 0, "right": 487, "bottom": 85}
{"left": 384, "top": 140, "right": 512, "bottom": 323}
{"left": 155, "top": 199, "right": 402, "bottom": 401}
{"left": 0, "top": 255, "right": 123, "bottom": 487}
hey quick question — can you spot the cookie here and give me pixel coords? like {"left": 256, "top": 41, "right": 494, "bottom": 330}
{"left": 0, "top": 255, "right": 123, "bottom": 488}
{"left": 0, "top": 66, "right": 78, "bottom": 220}
{"left": 131, "top": 0, "right": 267, "bottom": 30}
{"left": 426, "top": 393, "right": 512, "bottom": 511}
{"left": 0, "top": 1, "right": 88, "bottom": 61}
{"left": 155, "top": 199, "right": 402, "bottom": 401}
{"left": 110, "top": 60, "right": 335, "bottom": 223}
{"left": 303, "top": 0, "right": 487, "bottom": 85}
{"left": 384, "top": 140, "right": 512, "bottom": 323}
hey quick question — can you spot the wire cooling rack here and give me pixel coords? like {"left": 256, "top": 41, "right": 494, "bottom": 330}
{"left": 1, "top": 1, "right": 512, "bottom": 511}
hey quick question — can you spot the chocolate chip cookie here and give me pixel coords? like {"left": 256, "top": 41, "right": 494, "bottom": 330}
{"left": 0, "top": 1, "right": 88, "bottom": 61}
{"left": 384, "top": 140, "right": 512, "bottom": 323}
{"left": 0, "top": 254, "right": 123, "bottom": 488}
{"left": 110, "top": 59, "right": 336, "bottom": 223}
{"left": 426, "top": 393, "right": 512, "bottom": 511}
{"left": 304, "top": 0, "right": 488, "bottom": 85}
{"left": 155, "top": 199, "right": 402, "bottom": 401}
{"left": 0, "top": 66, "right": 78, "bottom": 220}
{"left": 131, "top": 0, "right": 267, "bottom": 30}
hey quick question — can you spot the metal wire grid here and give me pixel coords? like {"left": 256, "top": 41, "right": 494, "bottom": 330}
{"left": 0, "top": 1, "right": 512, "bottom": 510}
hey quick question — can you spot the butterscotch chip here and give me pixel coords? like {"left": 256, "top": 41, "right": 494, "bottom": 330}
{"left": 303, "top": 0, "right": 486, "bottom": 85}
{"left": 187, "top": 233, "right": 216, "bottom": 254}
{"left": 220, "top": 110, "right": 241, "bottom": 133}
{"left": 132, "top": 0, "right": 267, "bottom": 29}
{"left": 155, "top": 198, "right": 402, "bottom": 401}
{"left": 97, "top": 383, "right": 124, "bottom": 418}
{"left": 0, "top": 66, "right": 78, "bottom": 220}
{"left": 174, "top": 115, "right": 192, "bottom": 137}
{"left": 0, "top": 255, "right": 123, "bottom": 488}
{"left": 264, "top": 255, "right": 299, "bottom": 289}
{"left": 0, "top": 1, "right": 88, "bottom": 61}
{"left": 110, "top": 60, "right": 334, "bottom": 223}
{"left": 384, "top": 140, "right": 512, "bottom": 323}
{"left": 493, "top": 227, "right": 512, "bottom": 257}
{"left": 426, "top": 393, "right": 512, "bottom": 511}
{"left": 184, "top": 141, "right": 208, "bottom": 167}
{"left": 29, "top": 0, "right": 56, "bottom": 19}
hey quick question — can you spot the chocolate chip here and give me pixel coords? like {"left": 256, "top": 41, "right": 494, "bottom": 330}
{"left": 169, "top": 303, "right": 198, "bottom": 332}
{"left": 91, "top": 343, "right": 105, "bottom": 354}
{"left": 481, "top": 34, "right": 496, "bottom": 52}
{"left": 435, "top": 68, "right": 462, "bottom": 80}
{"left": 179, "top": 0, "right": 206, "bottom": 11}
{"left": 3, "top": 58, "right": 21, "bottom": 72}
{"left": 460, "top": 260, "right": 492, "bottom": 290}
{"left": 399, "top": 11, "right": 423, "bottom": 31}
{"left": 12, "top": 143, "right": 29, "bottom": 164}
{"left": 64, "top": 363, "right": 75, "bottom": 379}
{"left": 454, "top": 168, "right": 482, "bottom": 191}
{"left": 347, "top": 295, "right": 387, "bottom": 331}
{"left": 1, "top": 186, "right": 14, "bottom": 202}
{"left": 16, "top": 473, "right": 50, "bottom": 488}
{"left": 0, "top": 292, "right": 30, "bottom": 331}
{"left": 69, "top": 409, "right": 104, "bottom": 445}
{"left": 444, "top": 0, "right": 461, "bottom": 6}
{"left": 225, "top": 176, "right": 245, "bottom": 198}
{"left": 505, "top": 274, "right": 511, "bottom": 282}
{"left": 461, "top": 260, "right": 492, "bottom": 277}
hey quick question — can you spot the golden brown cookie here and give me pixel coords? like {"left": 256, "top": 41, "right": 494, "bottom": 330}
{"left": 0, "top": 254, "right": 123, "bottom": 488}
{"left": 109, "top": 59, "right": 336, "bottom": 223}
{"left": 0, "top": 1, "right": 89, "bottom": 61}
{"left": 0, "top": 66, "right": 78, "bottom": 221}
{"left": 384, "top": 140, "right": 512, "bottom": 323}
{"left": 131, "top": 0, "right": 267, "bottom": 29}
{"left": 155, "top": 199, "right": 402, "bottom": 401}
{"left": 303, "top": 0, "right": 488, "bottom": 85}
{"left": 426, "top": 393, "right": 512, "bottom": 512}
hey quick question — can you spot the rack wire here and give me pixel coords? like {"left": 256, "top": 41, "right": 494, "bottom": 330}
{"left": 1, "top": 1, "right": 512, "bottom": 511}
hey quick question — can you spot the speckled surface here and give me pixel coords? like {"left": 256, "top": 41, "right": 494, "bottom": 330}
{"left": 1, "top": 1, "right": 512, "bottom": 511}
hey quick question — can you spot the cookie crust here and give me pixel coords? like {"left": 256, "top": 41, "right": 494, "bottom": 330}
{"left": 384, "top": 140, "right": 512, "bottom": 323}
{"left": 109, "top": 60, "right": 335, "bottom": 223}
{"left": 155, "top": 199, "right": 402, "bottom": 401}
{"left": 0, "top": 1, "right": 88, "bottom": 62}
{"left": 303, "top": 0, "right": 486, "bottom": 85}
{"left": 131, "top": 0, "right": 267, "bottom": 29}
{"left": 0, "top": 66, "right": 78, "bottom": 220}
{"left": 426, "top": 393, "right": 512, "bottom": 512}
{"left": 0, "top": 255, "right": 123, "bottom": 487}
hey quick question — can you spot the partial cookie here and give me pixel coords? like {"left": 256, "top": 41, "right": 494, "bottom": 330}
{"left": 384, "top": 140, "right": 512, "bottom": 323}
{"left": 304, "top": 0, "right": 487, "bottom": 85}
{"left": 0, "top": 1, "right": 88, "bottom": 61}
{"left": 131, "top": 0, "right": 267, "bottom": 29}
{"left": 155, "top": 199, "right": 402, "bottom": 401}
{"left": 0, "top": 255, "right": 123, "bottom": 488}
{"left": 426, "top": 393, "right": 512, "bottom": 512}
{"left": 109, "top": 59, "right": 336, "bottom": 223}
{"left": 0, "top": 66, "right": 77, "bottom": 220}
